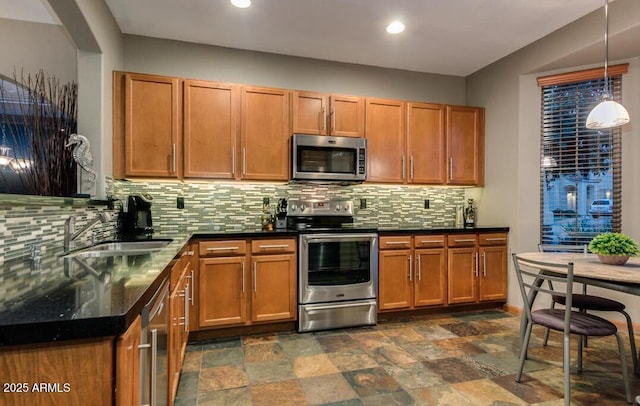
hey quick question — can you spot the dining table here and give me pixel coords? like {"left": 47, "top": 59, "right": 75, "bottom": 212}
{"left": 516, "top": 251, "right": 640, "bottom": 394}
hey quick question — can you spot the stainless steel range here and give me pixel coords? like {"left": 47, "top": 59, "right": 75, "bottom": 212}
{"left": 287, "top": 199, "right": 378, "bottom": 332}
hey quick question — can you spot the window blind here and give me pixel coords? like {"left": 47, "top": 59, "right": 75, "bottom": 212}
{"left": 539, "top": 73, "right": 622, "bottom": 246}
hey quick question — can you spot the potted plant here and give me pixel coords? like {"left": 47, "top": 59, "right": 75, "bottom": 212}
{"left": 588, "top": 232, "right": 639, "bottom": 265}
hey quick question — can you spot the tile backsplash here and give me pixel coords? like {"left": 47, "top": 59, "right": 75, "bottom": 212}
{"left": 0, "top": 179, "right": 467, "bottom": 262}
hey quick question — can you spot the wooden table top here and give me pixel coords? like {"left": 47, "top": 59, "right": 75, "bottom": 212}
{"left": 517, "top": 252, "right": 640, "bottom": 285}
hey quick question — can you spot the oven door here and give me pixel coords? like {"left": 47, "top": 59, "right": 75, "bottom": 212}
{"left": 299, "top": 233, "right": 378, "bottom": 304}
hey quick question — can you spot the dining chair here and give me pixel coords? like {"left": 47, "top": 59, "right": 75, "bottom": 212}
{"left": 538, "top": 244, "right": 638, "bottom": 375}
{"left": 513, "top": 253, "right": 632, "bottom": 405}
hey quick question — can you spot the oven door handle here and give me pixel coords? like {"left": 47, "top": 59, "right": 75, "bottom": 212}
{"left": 303, "top": 302, "right": 375, "bottom": 311}
{"left": 303, "top": 234, "right": 378, "bottom": 245}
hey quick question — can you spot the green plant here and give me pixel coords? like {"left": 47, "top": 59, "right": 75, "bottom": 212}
{"left": 588, "top": 232, "right": 639, "bottom": 256}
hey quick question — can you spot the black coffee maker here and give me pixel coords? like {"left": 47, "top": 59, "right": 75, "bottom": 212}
{"left": 120, "top": 193, "right": 154, "bottom": 239}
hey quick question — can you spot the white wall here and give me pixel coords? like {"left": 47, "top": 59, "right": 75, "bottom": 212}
{"left": 0, "top": 17, "right": 76, "bottom": 83}
{"left": 467, "top": 0, "right": 640, "bottom": 323}
{"left": 122, "top": 35, "right": 466, "bottom": 105}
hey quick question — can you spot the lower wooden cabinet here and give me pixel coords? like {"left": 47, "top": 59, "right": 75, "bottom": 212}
{"left": 447, "top": 233, "right": 508, "bottom": 305}
{"left": 379, "top": 232, "right": 507, "bottom": 311}
{"left": 378, "top": 235, "right": 447, "bottom": 311}
{"left": 198, "top": 237, "right": 297, "bottom": 329}
{"left": 168, "top": 251, "right": 192, "bottom": 405}
{"left": 116, "top": 315, "right": 141, "bottom": 406}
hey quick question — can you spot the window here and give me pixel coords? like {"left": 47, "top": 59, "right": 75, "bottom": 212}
{"left": 537, "top": 65, "right": 627, "bottom": 246}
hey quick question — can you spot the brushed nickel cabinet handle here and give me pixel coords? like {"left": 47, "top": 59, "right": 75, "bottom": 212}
{"left": 171, "top": 143, "right": 177, "bottom": 173}
{"left": 253, "top": 262, "right": 257, "bottom": 292}
{"left": 482, "top": 252, "right": 487, "bottom": 277}
{"left": 417, "top": 255, "right": 422, "bottom": 280}
{"left": 420, "top": 240, "right": 444, "bottom": 244}
{"left": 242, "top": 147, "right": 246, "bottom": 176}
{"left": 410, "top": 155, "right": 414, "bottom": 180}
{"left": 474, "top": 252, "right": 479, "bottom": 277}
{"left": 184, "top": 284, "right": 189, "bottom": 332}
{"left": 385, "top": 241, "right": 410, "bottom": 246}
{"left": 331, "top": 106, "right": 336, "bottom": 132}
{"left": 454, "top": 239, "right": 476, "bottom": 243}
{"left": 401, "top": 155, "right": 406, "bottom": 180}
{"left": 241, "top": 262, "right": 245, "bottom": 293}
{"left": 231, "top": 146, "right": 235, "bottom": 175}
{"left": 408, "top": 255, "right": 412, "bottom": 281}
{"left": 449, "top": 157, "right": 453, "bottom": 180}
{"left": 485, "top": 237, "right": 506, "bottom": 241}
{"left": 189, "top": 270, "right": 194, "bottom": 305}
{"left": 258, "top": 244, "right": 289, "bottom": 249}
{"left": 206, "top": 246, "right": 240, "bottom": 251}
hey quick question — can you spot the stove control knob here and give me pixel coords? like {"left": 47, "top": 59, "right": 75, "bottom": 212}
{"left": 290, "top": 204, "right": 297, "bottom": 212}
{"left": 344, "top": 205, "right": 350, "bottom": 211}
{"left": 335, "top": 204, "right": 341, "bottom": 211}
{"left": 299, "top": 204, "right": 306, "bottom": 212}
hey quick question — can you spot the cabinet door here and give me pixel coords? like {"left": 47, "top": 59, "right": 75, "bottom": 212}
{"left": 446, "top": 105, "right": 484, "bottom": 185}
{"left": 447, "top": 247, "right": 478, "bottom": 304}
{"left": 479, "top": 246, "right": 508, "bottom": 301}
{"left": 250, "top": 254, "right": 296, "bottom": 322}
{"left": 378, "top": 249, "right": 413, "bottom": 310}
{"left": 124, "top": 73, "right": 180, "bottom": 178}
{"left": 292, "top": 91, "right": 328, "bottom": 135}
{"left": 168, "top": 279, "right": 185, "bottom": 404}
{"left": 365, "top": 98, "right": 406, "bottom": 183}
{"left": 116, "top": 315, "right": 141, "bottom": 406}
{"left": 414, "top": 249, "right": 447, "bottom": 307}
{"left": 183, "top": 80, "right": 238, "bottom": 179}
{"left": 407, "top": 102, "right": 446, "bottom": 184}
{"left": 240, "top": 86, "right": 290, "bottom": 180}
{"left": 198, "top": 256, "right": 248, "bottom": 327}
{"left": 330, "top": 95, "right": 364, "bottom": 137}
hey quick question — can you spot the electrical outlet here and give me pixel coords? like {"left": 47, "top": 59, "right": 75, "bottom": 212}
{"left": 263, "top": 197, "right": 270, "bottom": 205}
{"left": 177, "top": 196, "right": 185, "bottom": 209}
{"left": 424, "top": 199, "right": 430, "bottom": 209}
{"left": 360, "top": 198, "right": 367, "bottom": 209}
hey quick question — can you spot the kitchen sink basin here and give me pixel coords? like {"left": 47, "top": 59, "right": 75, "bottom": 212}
{"left": 64, "top": 239, "right": 173, "bottom": 258}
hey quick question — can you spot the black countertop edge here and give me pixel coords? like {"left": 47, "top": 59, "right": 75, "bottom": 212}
{"left": 376, "top": 226, "right": 510, "bottom": 235}
{"left": 190, "top": 229, "right": 299, "bottom": 239}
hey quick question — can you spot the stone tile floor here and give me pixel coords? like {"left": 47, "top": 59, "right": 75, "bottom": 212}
{"left": 175, "top": 310, "right": 640, "bottom": 405}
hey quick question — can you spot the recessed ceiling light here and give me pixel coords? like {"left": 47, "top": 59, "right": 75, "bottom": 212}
{"left": 231, "top": 0, "right": 251, "bottom": 8}
{"left": 386, "top": 21, "right": 405, "bottom": 34}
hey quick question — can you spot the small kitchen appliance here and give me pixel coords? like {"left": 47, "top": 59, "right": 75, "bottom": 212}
{"left": 464, "top": 198, "right": 477, "bottom": 228}
{"left": 275, "top": 198, "right": 288, "bottom": 229}
{"left": 120, "top": 193, "right": 154, "bottom": 239}
{"left": 291, "top": 134, "right": 367, "bottom": 182}
{"left": 287, "top": 199, "right": 378, "bottom": 332}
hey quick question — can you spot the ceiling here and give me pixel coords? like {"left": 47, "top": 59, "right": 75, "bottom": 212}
{"left": 1, "top": 0, "right": 610, "bottom": 77}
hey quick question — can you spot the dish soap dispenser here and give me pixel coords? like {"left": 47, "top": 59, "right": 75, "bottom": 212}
{"left": 464, "top": 199, "right": 476, "bottom": 228}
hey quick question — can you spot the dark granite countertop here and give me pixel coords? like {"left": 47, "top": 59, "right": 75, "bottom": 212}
{"left": 0, "top": 224, "right": 508, "bottom": 346}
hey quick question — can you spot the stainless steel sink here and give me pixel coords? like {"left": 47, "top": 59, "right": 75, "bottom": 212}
{"left": 64, "top": 239, "right": 173, "bottom": 257}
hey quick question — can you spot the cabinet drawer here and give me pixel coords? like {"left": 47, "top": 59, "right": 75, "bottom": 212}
{"left": 379, "top": 236, "right": 413, "bottom": 250}
{"left": 414, "top": 235, "right": 445, "bottom": 248}
{"left": 199, "top": 240, "right": 247, "bottom": 256}
{"left": 251, "top": 238, "right": 296, "bottom": 254}
{"left": 479, "top": 233, "right": 508, "bottom": 246}
{"left": 447, "top": 234, "right": 477, "bottom": 247}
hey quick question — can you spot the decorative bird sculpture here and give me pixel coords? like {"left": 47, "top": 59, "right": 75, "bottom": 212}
{"left": 65, "top": 133, "right": 97, "bottom": 186}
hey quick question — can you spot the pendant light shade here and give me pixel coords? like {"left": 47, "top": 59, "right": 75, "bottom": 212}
{"left": 586, "top": 98, "right": 630, "bottom": 129}
{"left": 585, "top": 0, "right": 630, "bottom": 129}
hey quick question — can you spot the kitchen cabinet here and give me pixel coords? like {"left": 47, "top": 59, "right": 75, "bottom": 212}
{"left": 240, "top": 86, "right": 291, "bottom": 181}
{"left": 447, "top": 232, "right": 507, "bottom": 304}
{"left": 446, "top": 105, "right": 485, "bottom": 186}
{"left": 183, "top": 80, "right": 239, "bottom": 179}
{"left": 292, "top": 91, "right": 364, "bottom": 137}
{"left": 0, "top": 338, "right": 113, "bottom": 406}
{"left": 198, "top": 238, "right": 296, "bottom": 329}
{"left": 116, "top": 315, "right": 141, "bottom": 406}
{"left": 407, "top": 102, "right": 446, "bottom": 184}
{"left": 365, "top": 98, "right": 406, "bottom": 183}
{"left": 168, "top": 252, "right": 191, "bottom": 405}
{"left": 113, "top": 71, "right": 181, "bottom": 179}
{"left": 378, "top": 235, "right": 447, "bottom": 310}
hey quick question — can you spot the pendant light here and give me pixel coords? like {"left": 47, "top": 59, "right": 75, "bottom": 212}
{"left": 586, "top": 0, "right": 630, "bottom": 129}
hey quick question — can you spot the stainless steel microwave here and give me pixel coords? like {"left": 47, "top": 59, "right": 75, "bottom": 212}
{"left": 292, "top": 134, "right": 367, "bottom": 182}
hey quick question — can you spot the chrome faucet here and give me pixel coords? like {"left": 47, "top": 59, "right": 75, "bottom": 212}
{"left": 64, "top": 212, "right": 111, "bottom": 252}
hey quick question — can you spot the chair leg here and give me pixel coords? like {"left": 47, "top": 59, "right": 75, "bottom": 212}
{"left": 614, "top": 332, "right": 632, "bottom": 404}
{"left": 577, "top": 335, "right": 584, "bottom": 373}
{"left": 516, "top": 321, "right": 533, "bottom": 383}
{"left": 620, "top": 310, "right": 638, "bottom": 375}
{"left": 563, "top": 330, "right": 571, "bottom": 406}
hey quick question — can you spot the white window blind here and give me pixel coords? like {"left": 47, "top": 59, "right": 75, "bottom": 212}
{"left": 538, "top": 68, "right": 624, "bottom": 246}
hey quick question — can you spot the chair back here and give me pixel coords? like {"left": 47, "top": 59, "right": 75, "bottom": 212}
{"left": 538, "top": 244, "right": 587, "bottom": 254}
{"left": 512, "top": 253, "right": 575, "bottom": 328}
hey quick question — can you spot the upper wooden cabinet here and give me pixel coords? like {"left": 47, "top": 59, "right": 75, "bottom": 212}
{"left": 365, "top": 98, "right": 406, "bottom": 183}
{"left": 292, "top": 91, "right": 364, "bottom": 137}
{"left": 407, "top": 102, "right": 446, "bottom": 184}
{"left": 446, "top": 105, "right": 485, "bottom": 186}
{"left": 183, "top": 80, "right": 239, "bottom": 179}
{"left": 240, "top": 86, "right": 291, "bottom": 181}
{"left": 114, "top": 72, "right": 180, "bottom": 178}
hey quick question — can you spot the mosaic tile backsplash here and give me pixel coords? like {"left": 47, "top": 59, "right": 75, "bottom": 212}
{"left": 108, "top": 179, "right": 466, "bottom": 232}
{"left": 0, "top": 179, "right": 466, "bottom": 263}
